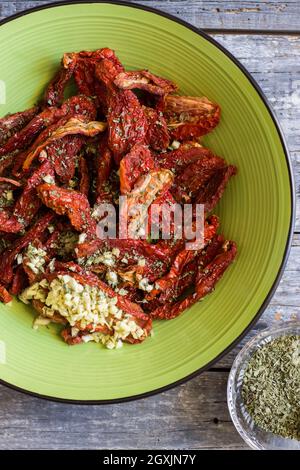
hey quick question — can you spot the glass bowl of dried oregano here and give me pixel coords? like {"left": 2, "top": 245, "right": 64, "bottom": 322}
{"left": 227, "top": 322, "right": 300, "bottom": 450}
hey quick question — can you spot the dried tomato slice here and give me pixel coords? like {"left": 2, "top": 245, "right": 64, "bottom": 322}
{"left": 0, "top": 283, "right": 12, "bottom": 303}
{"left": 46, "top": 134, "right": 84, "bottom": 183}
{"left": 94, "top": 133, "right": 113, "bottom": 201}
{"left": 0, "top": 95, "right": 96, "bottom": 160}
{"left": 154, "top": 144, "right": 216, "bottom": 174}
{"left": 114, "top": 70, "right": 177, "bottom": 96}
{"left": 37, "top": 183, "right": 96, "bottom": 235}
{"left": 119, "top": 144, "right": 156, "bottom": 194}
{"left": 22, "top": 117, "right": 106, "bottom": 170}
{"left": 171, "top": 155, "right": 227, "bottom": 203}
{"left": 14, "top": 160, "right": 55, "bottom": 227}
{"left": 195, "top": 164, "right": 237, "bottom": 212}
{"left": 43, "top": 53, "right": 77, "bottom": 107}
{"left": 78, "top": 155, "right": 89, "bottom": 196}
{"left": 0, "top": 106, "right": 39, "bottom": 146}
{"left": 143, "top": 106, "right": 170, "bottom": 151}
{"left": 0, "top": 212, "right": 54, "bottom": 285}
{"left": 106, "top": 89, "right": 148, "bottom": 165}
{"left": 0, "top": 210, "right": 23, "bottom": 233}
{"left": 122, "top": 169, "right": 174, "bottom": 238}
{"left": 151, "top": 240, "right": 237, "bottom": 319}
{"left": 10, "top": 265, "right": 28, "bottom": 295}
{"left": 165, "top": 95, "right": 221, "bottom": 140}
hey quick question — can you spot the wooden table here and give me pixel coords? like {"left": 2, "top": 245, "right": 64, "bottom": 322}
{"left": 0, "top": 0, "right": 299, "bottom": 450}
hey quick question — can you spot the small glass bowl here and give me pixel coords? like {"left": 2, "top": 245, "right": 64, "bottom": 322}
{"left": 227, "top": 322, "right": 300, "bottom": 450}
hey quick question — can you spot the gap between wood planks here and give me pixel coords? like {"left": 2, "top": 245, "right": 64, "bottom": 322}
{"left": 204, "top": 29, "right": 300, "bottom": 35}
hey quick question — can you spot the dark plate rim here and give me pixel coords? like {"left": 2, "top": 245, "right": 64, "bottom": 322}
{"left": 0, "top": 0, "right": 295, "bottom": 405}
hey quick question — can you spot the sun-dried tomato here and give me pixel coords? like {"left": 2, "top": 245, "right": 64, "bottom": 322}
{"left": 0, "top": 96, "right": 96, "bottom": 161}
{"left": 78, "top": 155, "right": 89, "bottom": 196}
{"left": 13, "top": 160, "right": 55, "bottom": 227}
{"left": 154, "top": 144, "right": 216, "bottom": 174}
{"left": 59, "top": 95, "right": 97, "bottom": 121}
{"left": 114, "top": 70, "right": 177, "bottom": 96}
{"left": 0, "top": 153, "right": 15, "bottom": 176}
{"left": 106, "top": 89, "right": 148, "bottom": 164}
{"left": 11, "top": 116, "right": 71, "bottom": 176}
{"left": 74, "top": 48, "right": 124, "bottom": 103}
{"left": 22, "top": 117, "right": 106, "bottom": 170}
{"left": 0, "top": 176, "right": 21, "bottom": 187}
{"left": 37, "top": 183, "right": 96, "bottom": 235}
{"left": 0, "top": 283, "right": 12, "bottom": 303}
{"left": 10, "top": 265, "right": 28, "bottom": 295}
{"left": 0, "top": 212, "right": 54, "bottom": 285}
{"left": 195, "top": 165, "right": 237, "bottom": 212}
{"left": 0, "top": 210, "right": 23, "bottom": 233}
{"left": 43, "top": 54, "right": 77, "bottom": 107}
{"left": 172, "top": 154, "right": 226, "bottom": 203}
{"left": 119, "top": 144, "right": 156, "bottom": 194}
{"left": 122, "top": 169, "right": 174, "bottom": 238}
{"left": 74, "top": 48, "right": 124, "bottom": 110}
{"left": 75, "top": 238, "right": 168, "bottom": 279}
{"left": 147, "top": 190, "right": 177, "bottom": 240}
{"left": 94, "top": 133, "right": 113, "bottom": 201}
{"left": 0, "top": 106, "right": 39, "bottom": 146}
{"left": 164, "top": 95, "right": 221, "bottom": 140}
{"left": 143, "top": 106, "right": 170, "bottom": 151}
{"left": 151, "top": 240, "right": 237, "bottom": 319}
{"left": 94, "top": 52, "right": 124, "bottom": 88}
{"left": 147, "top": 233, "right": 224, "bottom": 307}
{"left": 43, "top": 55, "right": 76, "bottom": 106}
{"left": 153, "top": 214, "right": 219, "bottom": 264}
{"left": 46, "top": 134, "right": 85, "bottom": 183}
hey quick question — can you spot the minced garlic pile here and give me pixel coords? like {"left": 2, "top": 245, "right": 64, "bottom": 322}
{"left": 20, "top": 274, "right": 146, "bottom": 349}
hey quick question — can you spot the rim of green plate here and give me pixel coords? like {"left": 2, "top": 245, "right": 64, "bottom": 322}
{"left": 0, "top": 0, "right": 295, "bottom": 405}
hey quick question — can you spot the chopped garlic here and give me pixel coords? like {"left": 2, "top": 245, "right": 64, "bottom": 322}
{"left": 33, "top": 316, "right": 51, "bottom": 329}
{"left": 85, "top": 250, "right": 116, "bottom": 267}
{"left": 78, "top": 233, "right": 87, "bottom": 243}
{"left": 16, "top": 253, "right": 23, "bottom": 265}
{"left": 5, "top": 190, "right": 13, "bottom": 201}
{"left": 112, "top": 247, "right": 120, "bottom": 257}
{"left": 25, "top": 243, "right": 47, "bottom": 274}
{"left": 19, "top": 274, "right": 148, "bottom": 349}
{"left": 48, "top": 258, "right": 56, "bottom": 273}
{"left": 138, "top": 278, "right": 153, "bottom": 292}
{"left": 170, "top": 140, "right": 181, "bottom": 149}
{"left": 118, "top": 288, "right": 128, "bottom": 296}
{"left": 42, "top": 174, "right": 55, "bottom": 184}
{"left": 106, "top": 270, "right": 118, "bottom": 287}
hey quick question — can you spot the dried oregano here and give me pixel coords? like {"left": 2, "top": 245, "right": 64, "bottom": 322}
{"left": 242, "top": 335, "right": 300, "bottom": 441}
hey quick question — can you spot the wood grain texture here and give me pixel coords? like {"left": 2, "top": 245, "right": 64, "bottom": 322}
{"left": 0, "top": 0, "right": 300, "bottom": 32}
{"left": 0, "top": 0, "right": 299, "bottom": 451}
{"left": 213, "top": 34, "right": 300, "bottom": 230}
{"left": 0, "top": 372, "right": 246, "bottom": 450}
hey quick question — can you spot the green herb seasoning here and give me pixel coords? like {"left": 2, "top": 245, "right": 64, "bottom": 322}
{"left": 242, "top": 335, "right": 300, "bottom": 441}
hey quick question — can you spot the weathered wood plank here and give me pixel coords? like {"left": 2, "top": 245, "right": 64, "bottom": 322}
{"left": 0, "top": 371, "right": 246, "bottom": 449}
{"left": 213, "top": 35, "right": 300, "bottom": 155}
{"left": 0, "top": 0, "right": 299, "bottom": 451}
{"left": 1, "top": 1, "right": 300, "bottom": 32}
{"left": 212, "top": 35, "right": 300, "bottom": 230}
{"left": 216, "top": 231, "right": 300, "bottom": 367}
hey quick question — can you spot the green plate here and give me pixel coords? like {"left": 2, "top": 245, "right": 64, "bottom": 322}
{"left": 0, "top": 1, "right": 294, "bottom": 403}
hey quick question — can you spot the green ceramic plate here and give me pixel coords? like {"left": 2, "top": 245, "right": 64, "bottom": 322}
{"left": 0, "top": 1, "right": 294, "bottom": 403}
